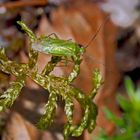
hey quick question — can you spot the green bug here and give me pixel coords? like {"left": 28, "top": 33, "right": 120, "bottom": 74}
{"left": 17, "top": 21, "right": 84, "bottom": 82}
{"left": 17, "top": 21, "right": 85, "bottom": 59}
{"left": 32, "top": 37, "right": 85, "bottom": 59}
{"left": 17, "top": 20, "right": 106, "bottom": 82}
{"left": 17, "top": 17, "right": 106, "bottom": 60}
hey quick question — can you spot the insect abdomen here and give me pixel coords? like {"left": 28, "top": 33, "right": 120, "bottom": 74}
{"left": 32, "top": 38, "right": 77, "bottom": 57}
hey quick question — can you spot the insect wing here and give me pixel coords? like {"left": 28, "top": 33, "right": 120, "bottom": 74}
{"left": 41, "top": 38, "right": 77, "bottom": 57}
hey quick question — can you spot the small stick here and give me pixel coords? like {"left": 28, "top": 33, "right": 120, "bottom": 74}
{"left": 0, "top": 0, "right": 48, "bottom": 9}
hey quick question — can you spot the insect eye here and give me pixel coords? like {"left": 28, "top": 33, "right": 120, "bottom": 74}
{"left": 78, "top": 44, "right": 84, "bottom": 48}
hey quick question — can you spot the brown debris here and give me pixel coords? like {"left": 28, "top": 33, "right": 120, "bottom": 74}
{"left": 0, "top": 0, "right": 48, "bottom": 9}
{"left": 2, "top": 112, "right": 41, "bottom": 140}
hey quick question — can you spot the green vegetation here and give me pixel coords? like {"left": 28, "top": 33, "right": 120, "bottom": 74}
{"left": 0, "top": 21, "right": 103, "bottom": 139}
{"left": 95, "top": 77, "right": 140, "bottom": 140}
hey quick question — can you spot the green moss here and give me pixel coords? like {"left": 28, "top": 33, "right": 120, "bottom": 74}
{"left": 0, "top": 21, "right": 103, "bottom": 139}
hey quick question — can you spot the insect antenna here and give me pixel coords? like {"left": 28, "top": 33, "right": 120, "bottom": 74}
{"left": 85, "top": 15, "right": 109, "bottom": 48}
{"left": 83, "top": 54, "right": 116, "bottom": 74}
{"left": 83, "top": 15, "right": 117, "bottom": 75}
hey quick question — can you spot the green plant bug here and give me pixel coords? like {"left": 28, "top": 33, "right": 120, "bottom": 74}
{"left": 17, "top": 21, "right": 85, "bottom": 61}
{"left": 32, "top": 37, "right": 85, "bottom": 59}
{"left": 17, "top": 19, "right": 109, "bottom": 83}
{"left": 17, "top": 20, "right": 86, "bottom": 83}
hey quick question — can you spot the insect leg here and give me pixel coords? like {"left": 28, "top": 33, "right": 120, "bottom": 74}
{"left": 37, "top": 90, "right": 57, "bottom": 129}
{"left": 47, "top": 33, "right": 72, "bottom": 41}
{"left": 47, "top": 33, "right": 59, "bottom": 38}
{"left": 66, "top": 39, "right": 72, "bottom": 42}
{"left": 42, "top": 56, "right": 62, "bottom": 75}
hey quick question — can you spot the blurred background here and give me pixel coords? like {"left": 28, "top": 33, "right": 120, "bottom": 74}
{"left": 0, "top": 0, "right": 140, "bottom": 140}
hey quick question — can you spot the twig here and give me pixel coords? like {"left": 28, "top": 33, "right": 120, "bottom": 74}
{"left": 0, "top": 0, "right": 48, "bottom": 9}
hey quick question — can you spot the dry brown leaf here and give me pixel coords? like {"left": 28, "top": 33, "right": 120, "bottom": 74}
{"left": 2, "top": 112, "right": 64, "bottom": 140}
{"left": 2, "top": 112, "right": 41, "bottom": 140}
{"left": 35, "top": 1, "right": 121, "bottom": 139}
